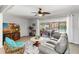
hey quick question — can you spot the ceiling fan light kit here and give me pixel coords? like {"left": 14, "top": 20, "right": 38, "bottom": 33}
{"left": 38, "top": 14, "right": 43, "bottom": 16}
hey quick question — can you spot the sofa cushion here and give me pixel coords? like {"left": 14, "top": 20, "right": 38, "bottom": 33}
{"left": 15, "top": 41, "right": 25, "bottom": 47}
{"left": 52, "top": 32, "right": 61, "bottom": 39}
{"left": 5, "top": 37, "right": 17, "bottom": 48}
{"left": 47, "top": 41, "right": 56, "bottom": 45}
{"left": 39, "top": 44, "right": 57, "bottom": 54}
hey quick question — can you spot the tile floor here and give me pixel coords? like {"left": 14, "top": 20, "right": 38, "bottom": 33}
{"left": 0, "top": 43, "right": 79, "bottom": 54}
{"left": 0, "top": 36, "right": 79, "bottom": 54}
{"left": 69, "top": 43, "right": 79, "bottom": 54}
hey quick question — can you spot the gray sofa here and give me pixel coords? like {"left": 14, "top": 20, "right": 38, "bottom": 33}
{"left": 39, "top": 33, "right": 70, "bottom": 54}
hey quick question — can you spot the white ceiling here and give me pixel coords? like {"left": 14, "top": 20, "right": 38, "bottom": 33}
{"left": 0, "top": 5, "right": 8, "bottom": 12}
{"left": 4, "top": 5, "right": 79, "bottom": 19}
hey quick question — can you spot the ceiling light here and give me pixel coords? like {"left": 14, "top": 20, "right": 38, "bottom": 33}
{"left": 38, "top": 14, "right": 43, "bottom": 16}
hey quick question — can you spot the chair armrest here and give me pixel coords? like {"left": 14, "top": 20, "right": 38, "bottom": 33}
{"left": 4, "top": 42, "right": 25, "bottom": 54}
{"left": 46, "top": 40, "right": 58, "bottom": 45}
{"left": 43, "top": 43, "right": 55, "bottom": 48}
{"left": 39, "top": 44, "right": 58, "bottom": 54}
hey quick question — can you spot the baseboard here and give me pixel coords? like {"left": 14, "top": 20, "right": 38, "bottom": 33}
{"left": 69, "top": 42, "right": 79, "bottom": 45}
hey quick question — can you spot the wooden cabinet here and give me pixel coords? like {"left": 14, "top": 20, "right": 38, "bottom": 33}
{"left": 3, "top": 32, "right": 20, "bottom": 41}
{"left": 3, "top": 23, "right": 20, "bottom": 44}
{"left": 13, "top": 32, "right": 20, "bottom": 41}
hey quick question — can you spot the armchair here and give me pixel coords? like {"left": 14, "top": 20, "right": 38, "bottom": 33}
{"left": 4, "top": 37, "right": 25, "bottom": 54}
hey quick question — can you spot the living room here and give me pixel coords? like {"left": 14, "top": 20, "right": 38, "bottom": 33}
{"left": 0, "top": 5, "right": 79, "bottom": 54}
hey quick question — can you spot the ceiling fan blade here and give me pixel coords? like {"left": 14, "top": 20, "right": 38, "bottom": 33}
{"left": 32, "top": 12, "right": 37, "bottom": 13}
{"left": 35, "top": 15, "right": 37, "bottom": 16}
{"left": 43, "top": 12, "right": 50, "bottom": 14}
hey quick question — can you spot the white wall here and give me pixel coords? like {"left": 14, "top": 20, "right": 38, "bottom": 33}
{"left": 40, "top": 17, "right": 66, "bottom": 23}
{"left": 28, "top": 19, "right": 40, "bottom": 36}
{"left": 28, "top": 19, "right": 37, "bottom": 31}
{"left": 0, "top": 14, "right": 3, "bottom": 48}
{"left": 66, "top": 15, "right": 74, "bottom": 43}
{"left": 66, "top": 14, "right": 79, "bottom": 44}
{"left": 71, "top": 14, "right": 79, "bottom": 44}
{"left": 3, "top": 14, "right": 29, "bottom": 37}
{"left": 28, "top": 19, "right": 36, "bottom": 26}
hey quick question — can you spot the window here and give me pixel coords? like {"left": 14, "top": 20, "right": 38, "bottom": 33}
{"left": 40, "top": 21, "right": 66, "bottom": 33}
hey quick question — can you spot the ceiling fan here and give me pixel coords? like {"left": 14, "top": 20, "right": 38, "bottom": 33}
{"left": 32, "top": 8, "right": 51, "bottom": 16}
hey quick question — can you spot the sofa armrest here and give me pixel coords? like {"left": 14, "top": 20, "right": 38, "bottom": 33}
{"left": 39, "top": 44, "right": 58, "bottom": 54}
{"left": 46, "top": 40, "right": 58, "bottom": 45}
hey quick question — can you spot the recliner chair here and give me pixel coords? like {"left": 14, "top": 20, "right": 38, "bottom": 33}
{"left": 39, "top": 33, "right": 70, "bottom": 54}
